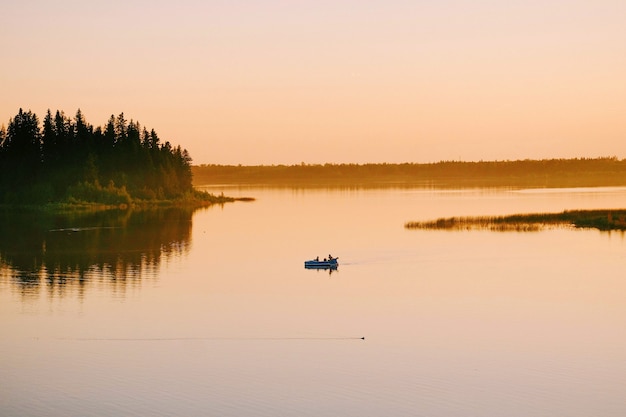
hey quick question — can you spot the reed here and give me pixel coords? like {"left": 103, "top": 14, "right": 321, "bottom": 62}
{"left": 405, "top": 209, "right": 626, "bottom": 232}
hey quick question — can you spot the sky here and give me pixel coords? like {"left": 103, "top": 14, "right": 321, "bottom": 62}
{"left": 1, "top": 0, "right": 625, "bottom": 165}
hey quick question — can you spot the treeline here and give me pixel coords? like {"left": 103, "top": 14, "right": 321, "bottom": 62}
{"left": 193, "top": 158, "right": 626, "bottom": 188}
{"left": 0, "top": 108, "right": 193, "bottom": 204}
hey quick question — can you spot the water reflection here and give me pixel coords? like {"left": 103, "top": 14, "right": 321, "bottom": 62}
{"left": 0, "top": 207, "right": 194, "bottom": 299}
{"left": 304, "top": 264, "right": 338, "bottom": 275}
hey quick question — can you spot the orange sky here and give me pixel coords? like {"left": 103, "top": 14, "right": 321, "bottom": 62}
{"left": 1, "top": 1, "right": 625, "bottom": 165}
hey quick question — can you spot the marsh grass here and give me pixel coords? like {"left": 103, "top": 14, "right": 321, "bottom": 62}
{"left": 405, "top": 209, "right": 626, "bottom": 232}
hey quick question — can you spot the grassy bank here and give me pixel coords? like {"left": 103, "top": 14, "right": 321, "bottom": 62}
{"left": 405, "top": 209, "right": 626, "bottom": 232}
{"left": 0, "top": 189, "right": 253, "bottom": 213}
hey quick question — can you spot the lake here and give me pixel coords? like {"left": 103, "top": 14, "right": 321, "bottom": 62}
{"left": 2, "top": 186, "right": 626, "bottom": 416}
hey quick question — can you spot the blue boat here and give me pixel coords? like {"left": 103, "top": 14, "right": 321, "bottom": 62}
{"left": 304, "top": 256, "right": 338, "bottom": 269}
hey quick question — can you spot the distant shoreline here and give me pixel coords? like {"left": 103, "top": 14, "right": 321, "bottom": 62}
{"left": 192, "top": 157, "right": 626, "bottom": 188}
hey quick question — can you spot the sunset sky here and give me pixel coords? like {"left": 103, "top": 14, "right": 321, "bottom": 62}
{"left": 2, "top": 0, "right": 625, "bottom": 165}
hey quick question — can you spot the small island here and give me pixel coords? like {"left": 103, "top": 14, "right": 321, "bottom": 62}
{"left": 0, "top": 108, "right": 244, "bottom": 209}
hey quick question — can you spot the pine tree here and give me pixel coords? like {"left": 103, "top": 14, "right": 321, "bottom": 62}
{"left": 42, "top": 109, "right": 57, "bottom": 167}
{"left": 115, "top": 112, "right": 127, "bottom": 143}
{"left": 5, "top": 108, "right": 42, "bottom": 175}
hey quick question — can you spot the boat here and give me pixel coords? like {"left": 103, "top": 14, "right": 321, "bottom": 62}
{"left": 304, "top": 256, "right": 338, "bottom": 269}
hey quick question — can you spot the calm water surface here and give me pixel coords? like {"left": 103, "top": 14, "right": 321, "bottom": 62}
{"left": 1, "top": 187, "right": 626, "bottom": 416}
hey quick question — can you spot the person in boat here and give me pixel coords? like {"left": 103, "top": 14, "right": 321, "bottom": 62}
{"left": 315, "top": 256, "right": 319, "bottom": 261}
{"left": 328, "top": 254, "right": 333, "bottom": 261}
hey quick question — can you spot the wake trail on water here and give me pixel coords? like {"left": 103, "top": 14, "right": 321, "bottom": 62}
{"left": 48, "top": 227, "right": 121, "bottom": 233}
{"left": 54, "top": 336, "right": 365, "bottom": 341}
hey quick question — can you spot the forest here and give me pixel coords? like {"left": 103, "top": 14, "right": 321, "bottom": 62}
{"left": 0, "top": 108, "right": 196, "bottom": 205}
{"left": 193, "top": 158, "right": 626, "bottom": 188}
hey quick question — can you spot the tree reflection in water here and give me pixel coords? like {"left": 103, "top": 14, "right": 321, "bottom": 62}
{"left": 0, "top": 208, "right": 194, "bottom": 299}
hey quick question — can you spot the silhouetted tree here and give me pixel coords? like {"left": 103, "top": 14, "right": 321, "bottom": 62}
{"left": 0, "top": 125, "right": 6, "bottom": 148}
{"left": 103, "top": 115, "right": 116, "bottom": 147}
{"left": 42, "top": 109, "right": 56, "bottom": 166}
{"left": 74, "top": 109, "right": 93, "bottom": 155}
{"left": 115, "top": 112, "right": 127, "bottom": 143}
{"left": 3, "top": 109, "right": 41, "bottom": 181}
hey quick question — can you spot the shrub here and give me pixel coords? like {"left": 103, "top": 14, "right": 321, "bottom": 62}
{"left": 66, "top": 181, "right": 132, "bottom": 205}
